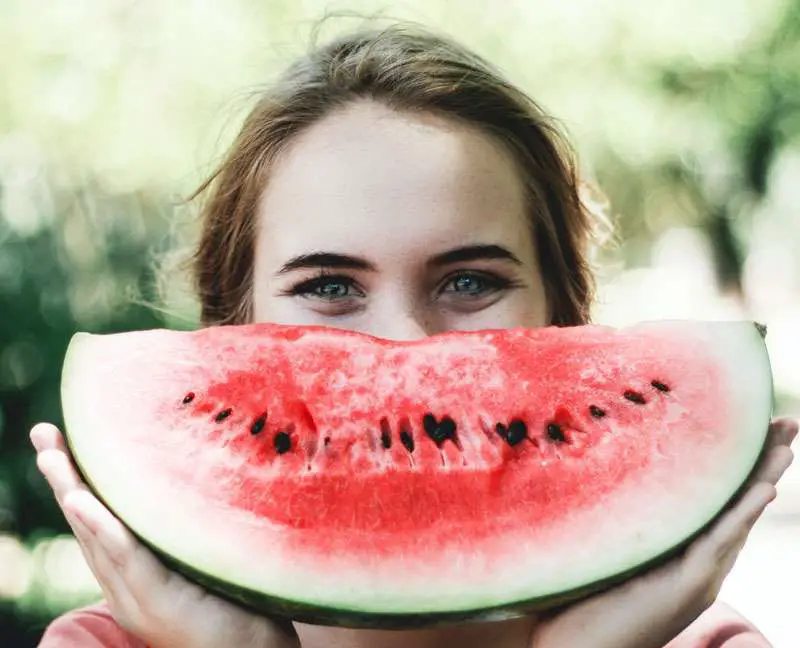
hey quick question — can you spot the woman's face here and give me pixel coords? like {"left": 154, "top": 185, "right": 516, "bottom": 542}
{"left": 252, "top": 100, "right": 548, "bottom": 340}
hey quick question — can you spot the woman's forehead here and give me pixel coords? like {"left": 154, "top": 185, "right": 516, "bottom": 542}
{"left": 256, "top": 101, "right": 533, "bottom": 268}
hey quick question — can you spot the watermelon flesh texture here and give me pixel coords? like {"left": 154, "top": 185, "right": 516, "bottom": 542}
{"left": 60, "top": 321, "right": 772, "bottom": 627}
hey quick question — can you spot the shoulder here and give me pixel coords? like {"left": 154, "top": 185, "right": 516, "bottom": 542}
{"left": 665, "top": 601, "right": 771, "bottom": 647}
{"left": 38, "top": 602, "right": 146, "bottom": 648}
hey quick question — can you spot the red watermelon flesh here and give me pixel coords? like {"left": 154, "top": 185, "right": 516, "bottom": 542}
{"left": 60, "top": 321, "right": 772, "bottom": 626}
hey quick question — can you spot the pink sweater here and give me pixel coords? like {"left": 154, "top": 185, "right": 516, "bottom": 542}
{"left": 38, "top": 600, "right": 771, "bottom": 647}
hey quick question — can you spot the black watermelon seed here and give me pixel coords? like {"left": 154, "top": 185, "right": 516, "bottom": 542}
{"left": 589, "top": 405, "right": 606, "bottom": 418}
{"left": 250, "top": 413, "right": 267, "bottom": 435}
{"left": 505, "top": 419, "right": 528, "bottom": 446}
{"left": 274, "top": 431, "right": 292, "bottom": 454}
{"left": 422, "top": 414, "right": 438, "bottom": 436}
{"left": 215, "top": 408, "right": 232, "bottom": 422}
{"left": 182, "top": 392, "right": 195, "bottom": 405}
{"left": 379, "top": 418, "right": 392, "bottom": 449}
{"left": 439, "top": 417, "right": 456, "bottom": 439}
{"left": 623, "top": 390, "right": 646, "bottom": 405}
{"left": 651, "top": 380, "right": 670, "bottom": 392}
{"left": 546, "top": 423, "right": 566, "bottom": 443}
{"left": 400, "top": 430, "right": 415, "bottom": 453}
{"left": 323, "top": 436, "right": 331, "bottom": 447}
{"left": 423, "top": 414, "right": 457, "bottom": 444}
{"left": 496, "top": 423, "right": 509, "bottom": 440}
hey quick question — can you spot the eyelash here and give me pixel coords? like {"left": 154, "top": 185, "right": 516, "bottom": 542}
{"left": 440, "top": 271, "right": 517, "bottom": 297}
{"left": 286, "top": 273, "right": 366, "bottom": 300}
{"left": 285, "top": 270, "right": 519, "bottom": 301}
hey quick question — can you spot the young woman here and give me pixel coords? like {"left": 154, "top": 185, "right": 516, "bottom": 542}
{"left": 31, "top": 23, "right": 796, "bottom": 648}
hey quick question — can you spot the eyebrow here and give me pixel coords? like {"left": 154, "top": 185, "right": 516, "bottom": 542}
{"left": 277, "top": 252, "right": 376, "bottom": 274}
{"left": 275, "top": 244, "right": 521, "bottom": 275}
{"left": 429, "top": 244, "right": 522, "bottom": 267}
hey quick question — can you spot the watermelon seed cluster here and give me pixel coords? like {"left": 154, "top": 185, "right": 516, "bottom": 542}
{"left": 621, "top": 380, "right": 671, "bottom": 406}
{"left": 245, "top": 407, "right": 292, "bottom": 454}
{"left": 179, "top": 377, "right": 672, "bottom": 462}
{"left": 586, "top": 379, "right": 671, "bottom": 424}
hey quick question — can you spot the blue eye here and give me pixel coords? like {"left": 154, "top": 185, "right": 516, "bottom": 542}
{"left": 314, "top": 281, "right": 350, "bottom": 298}
{"left": 450, "top": 274, "right": 485, "bottom": 294}
{"left": 443, "top": 272, "right": 508, "bottom": 297}
{"left": 289, "top": 275, "right": 364, "bottom": 301}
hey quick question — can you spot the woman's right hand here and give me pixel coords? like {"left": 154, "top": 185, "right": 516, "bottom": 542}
{"left": 31, "top": 422, "right": 300, "bottom": 648}
{"left": 527, "top": 416, "right": 796, "bottom": 648}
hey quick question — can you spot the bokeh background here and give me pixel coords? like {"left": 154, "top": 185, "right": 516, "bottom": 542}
{"left": 1, "top": 0, "right": 798, "bottom": 646}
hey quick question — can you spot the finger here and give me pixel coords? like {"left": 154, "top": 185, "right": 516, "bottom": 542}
{"left": 750, "top": 445, "right": 794, "bottom": 486}
{"left": 64, "top": 490, "right": 171, "bottom": 592}
{"left": 62, "top": 505, "right": 144, "bottom": 633}
{"left": 35, "top": 447, "right": 111, "bottom": 593}
{"left": 37, "top": 449, "right": 109, "bottom": 593}
{"left": 770, "top": 417, "right": 798, "bottom": 447}
{"left": 690, "top": 482, "right": 775, "bottom": 568}
{"left": 63, "top": 497, "right": 146, "bottom": 626}
{"left": 30, "top": 422, "right": 68, "bottom": 454}
{"left": 34, "top": 425, "right": 158, "bottom": 633}
{"left": 36, "top": 448, "right": 89, "bottom": 505}
{"left": 736, "top": 419, "right": 796, "bottom": 496}
{"left": 715, "top": 524, "right": 753, "bottom": 579}
{"left": 63, "top": 508, "right": 120, "bottom": 604}
{"left": 63, "top": 491, "right": 136, "bottom": 569}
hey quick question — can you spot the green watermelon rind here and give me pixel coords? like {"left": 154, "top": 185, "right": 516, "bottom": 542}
{"left": 61, "top": 321, "right": 774, "bottom": 629}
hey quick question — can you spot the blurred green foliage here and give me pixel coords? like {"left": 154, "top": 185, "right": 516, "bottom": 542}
{"left": 0, "top": 188, "right": 165, "bottom": 642}
{"left": 1, "top": 1, "right": 798, "bottom": 645}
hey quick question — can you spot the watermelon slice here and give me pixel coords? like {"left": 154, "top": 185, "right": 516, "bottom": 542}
{"left": 60, "top": 320, "right": 772, "bottom": 628}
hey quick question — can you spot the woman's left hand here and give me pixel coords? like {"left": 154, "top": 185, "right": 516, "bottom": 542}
{"left": 528, "top": 416, "right": 797, "bottom": 648}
